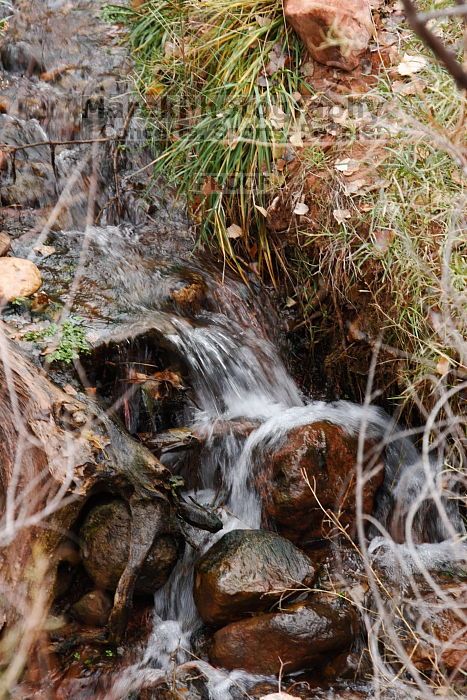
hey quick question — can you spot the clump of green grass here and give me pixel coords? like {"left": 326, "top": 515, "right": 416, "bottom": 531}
{"left": 24, "top": 317, "right": 91, "bottom": 364}
{"left": 104, "top": 0, "right": 308, "bottom": 279}
{"left": 295, "top": 23, "right": 466, "bottom": 407}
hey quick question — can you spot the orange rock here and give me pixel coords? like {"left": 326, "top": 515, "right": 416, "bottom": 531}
{"left": 210, "top": 598, "right": 357, "bottom": 675}
{"left": 0, "top": 257, "right": 42, "bottom": 302}
{"left": 284, "top": 0, "right": 373, "bottom": 71}
{"left": 260, "top": 422, "right": 384, "bottom": 543}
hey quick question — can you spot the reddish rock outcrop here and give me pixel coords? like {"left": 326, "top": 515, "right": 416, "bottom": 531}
{"left": 260, "top": 422, "right": 384, "bottom": 544}
{"left": 194, "top": 529, "right": 316, "bottom": 626}
{"left": 284, "top": 0, "right": 373, "bottom": 71}
{"left": 210, "top": 598, "right": 357, "bottom": 674}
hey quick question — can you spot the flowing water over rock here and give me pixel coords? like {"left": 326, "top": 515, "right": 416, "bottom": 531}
{"left": 1, "top": 2, "right": 466, "bottom": 699}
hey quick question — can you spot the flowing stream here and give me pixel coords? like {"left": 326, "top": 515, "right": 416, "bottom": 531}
{"left": 1, "top": 2, "right": 466, "bottom": 699}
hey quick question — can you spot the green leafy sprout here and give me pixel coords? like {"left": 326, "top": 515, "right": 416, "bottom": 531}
{"left": 23, "top": 316, "right": 91, "bottom": 364}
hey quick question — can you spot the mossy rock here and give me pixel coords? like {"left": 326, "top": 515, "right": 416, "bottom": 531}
{"left": 80, "top": 500, "right": 183, "bottom": 595}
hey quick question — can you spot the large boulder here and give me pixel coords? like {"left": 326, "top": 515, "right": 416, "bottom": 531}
{"left": 284, "top": 0, "right": 373, "bottom": 71}
{"left": 194, "top": 529, "right": 316, "bottom": 626}
{"left": 210, "top": 597, "right": 357, "bottom": 674}
{"left": 79, "top": 500, "right": 183, "bottom": 595}
{"left": 261, "top": 422, "right": 384, "bottom": 544}
{"left": 0, "top": 256, "right": 42, "bottom": 301}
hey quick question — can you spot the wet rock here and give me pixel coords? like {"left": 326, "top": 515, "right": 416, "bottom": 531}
{"left": 210, "top": 598, "right": 357, "bottom": 674}
{"left": 71, "top": 590, "right": 113, "bottom": 627}
{"left": 80, "top": 500, "right": 183, "bottom": 595}
{"left": 261, "top": 422, "right": 383, "bottom": 543}
{"left": 322, "top": 649, "right": 371, "bottom": 680}
{"left": 194, "top": 529, "right": 316, "bottom": 626}
{"left": 0, "top": 257, "right": 42, "bottom": 301}
{"left": 0, "top": 41, "right": 46, "bottom": 76}
{"left": 0, "top": 232, "right": 11, "bottom": 256}
{"left": 284, "top": 0, "right": 373, "bottom": 71}
{"left": 145, "top": 662, "right": 210, "bottom": 699}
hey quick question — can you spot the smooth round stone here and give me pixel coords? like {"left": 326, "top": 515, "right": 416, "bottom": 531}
{"left": 0, "top": 256, "right": 42, "bottom": 301}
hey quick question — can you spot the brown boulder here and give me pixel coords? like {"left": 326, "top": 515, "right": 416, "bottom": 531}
{"left": 210, "top": 598, "right": 357, "bottom": 675}
{"left": 0, "top": 232, "right": 11, "bottom": 256}
{"left": 71, "top": 590, "right": 113, "bottom": 627}
{"left": 194, "top": 529, "right": 316, "bottom": 626}
{"left": 80, "top": 500, "right": 183, "bottom": 595}
{"left": 261, "top": 422, "right": 384, "bottom": 543}
{"left": 284, "top": 0, "right": 373, "bottom": 71}
{"left": 0, "top": 257, "right": 42, "bottom": 301}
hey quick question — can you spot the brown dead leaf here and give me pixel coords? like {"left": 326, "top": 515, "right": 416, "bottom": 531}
{"left": 333, "top": 208, "right": 352, "bottom": 223}
{"left": 34, "top": 244, "right": 56, "bottom": 257}
{"left": 374, "top": 229, "right": 395, "bottom": 252}
{"left": 226, "top": 224, "right": 243, "bottom": 239}
{"left": 293, "top": 202, "right": 309, "bottom": 216}
{"left": 436, "top": 357, "right": 451, "bottom": 376}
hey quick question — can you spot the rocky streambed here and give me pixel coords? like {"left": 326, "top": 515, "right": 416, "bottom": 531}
{"left": 0, "top": 2, "right": 466, "bottom": 699}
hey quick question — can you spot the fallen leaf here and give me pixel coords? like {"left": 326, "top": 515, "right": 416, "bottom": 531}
{"left": 285, "top": 297, "right": 297, "bottom": 308}
{"left": 300, "top": 61, "right": 315, "bottom": 77}
{"left": 289, "top": 131, "right": 303, "bottom": 148}
{"left": 34, "top": 244, "right": 56, "bottom": 257}
{"left": 334, "top": 158, "right": 360, "bottom": 175}
{"left": 164, "top": 41, "right": 181, "bottom": 58}
{"left": 266, "top": 45, "right": 286, "bottom": 76}
{"left": 397, "top": 53, "right": 428, "bottom": 76}
{"left": 254, "top": 204, "right": 268, "bottom": 217}
{"left": 255, "top": 14, "right": 272, "bottom": 28}
{"left": 293, "top": 202, "right": 309, "bottom": 216}
{"left": 84, "top": 431, "right": 111, "bottom": 452}
{"left": 374, "top": 229, "right": 395, "bottom": 252}
{"left": 436, "top": 357, "right": 451, "bottom": 376}
{"left": 343, "top": 178, "right": 368, "bottom": 196}
{"left": 331, "top": 107, "right": 349, "bottom": 125}
{"left": 226, "top": 223, "right": 243, "bottom": 239}
{"left": 269, "top": 105, "right": 287, "bottom": 129}
{"left": 333, "top": 208, "right": 351, "bottom": 223}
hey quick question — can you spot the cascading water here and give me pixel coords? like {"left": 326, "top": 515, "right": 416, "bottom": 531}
{"left": 107, "top": 298, "right": 466, "bottom": 699}
{"left": 1, "top": 2, "right": 465, "bottom": 698}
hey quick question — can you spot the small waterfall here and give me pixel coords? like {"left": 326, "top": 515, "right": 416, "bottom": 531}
{"left": 107, "top": 300, "right": 465, "bottom": 699}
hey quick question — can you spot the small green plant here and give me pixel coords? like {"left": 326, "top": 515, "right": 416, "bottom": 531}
{"left": 23, "top": 317, "right": 91, "bottom": 364}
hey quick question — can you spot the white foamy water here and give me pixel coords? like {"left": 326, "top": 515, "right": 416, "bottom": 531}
{"left": 107, "top": 311, "right": 465, "bottom": 699}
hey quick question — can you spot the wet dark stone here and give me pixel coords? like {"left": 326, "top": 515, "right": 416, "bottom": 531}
{"left": 194, "top": 529, "right": 316, "bottom": 626}
{"left": 80, "top": 500, "right": 183, "bottom": 595}
{"left": 71, "top": 589, "right": 113, "bottom": 627}
{"left": 0, "top": 42, "right": 46, "bottom": 75}
{"left": 210, "top": 597, "right": 357, "bottom": 675}
{"left": 260, "top": 422, "right": 384, "bottom": 544}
